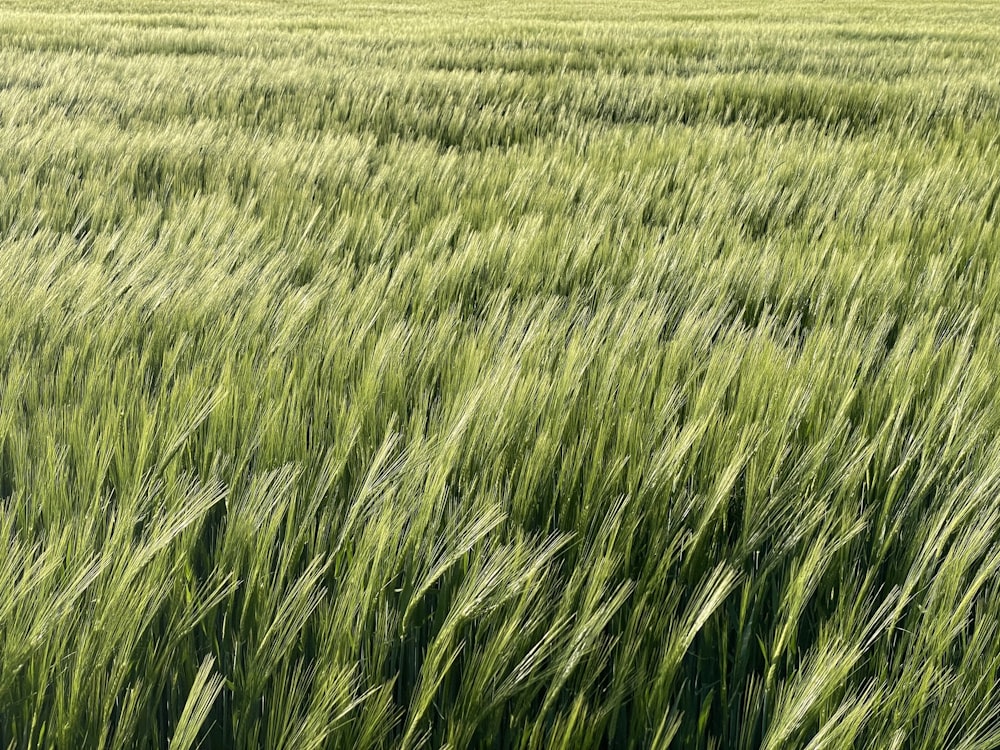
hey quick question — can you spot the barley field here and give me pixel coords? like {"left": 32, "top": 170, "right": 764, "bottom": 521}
{"left": 2, "top": 0, "right": 1000, "bottom": 747}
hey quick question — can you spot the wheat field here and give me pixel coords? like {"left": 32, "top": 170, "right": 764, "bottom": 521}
{"left": 2, "top": 1, "right": 1000, "bottom": 748}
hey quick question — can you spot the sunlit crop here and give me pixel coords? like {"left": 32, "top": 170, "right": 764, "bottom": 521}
{"left": 2, "top": 1, "right": 1000, "bottom": 747}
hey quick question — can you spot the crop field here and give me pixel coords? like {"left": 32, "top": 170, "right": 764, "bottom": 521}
{"left": 2, "top": 0, "right": 1000, "bottom": 747}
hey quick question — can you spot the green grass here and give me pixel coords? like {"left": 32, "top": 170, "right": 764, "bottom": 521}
{"left": 2, "top": 0, "right": 1000, "bottom": 747}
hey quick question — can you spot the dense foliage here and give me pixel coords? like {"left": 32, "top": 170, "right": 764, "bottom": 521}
{"left": 2, "top": 1, "right": 1000, "bottom": 747}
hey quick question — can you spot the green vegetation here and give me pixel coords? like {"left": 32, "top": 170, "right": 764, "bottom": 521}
{"left": 2, "top": 0, "right": 1000, "bottom": 747}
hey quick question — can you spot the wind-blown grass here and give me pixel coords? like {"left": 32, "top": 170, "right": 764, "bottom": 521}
{"left": 2, "top": 0, "right": 1000, "bottom": 747}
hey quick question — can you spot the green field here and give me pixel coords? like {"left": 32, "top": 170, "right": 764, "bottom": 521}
{"left": 2, "top": 1, "right": 1000, "bottom": 747}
